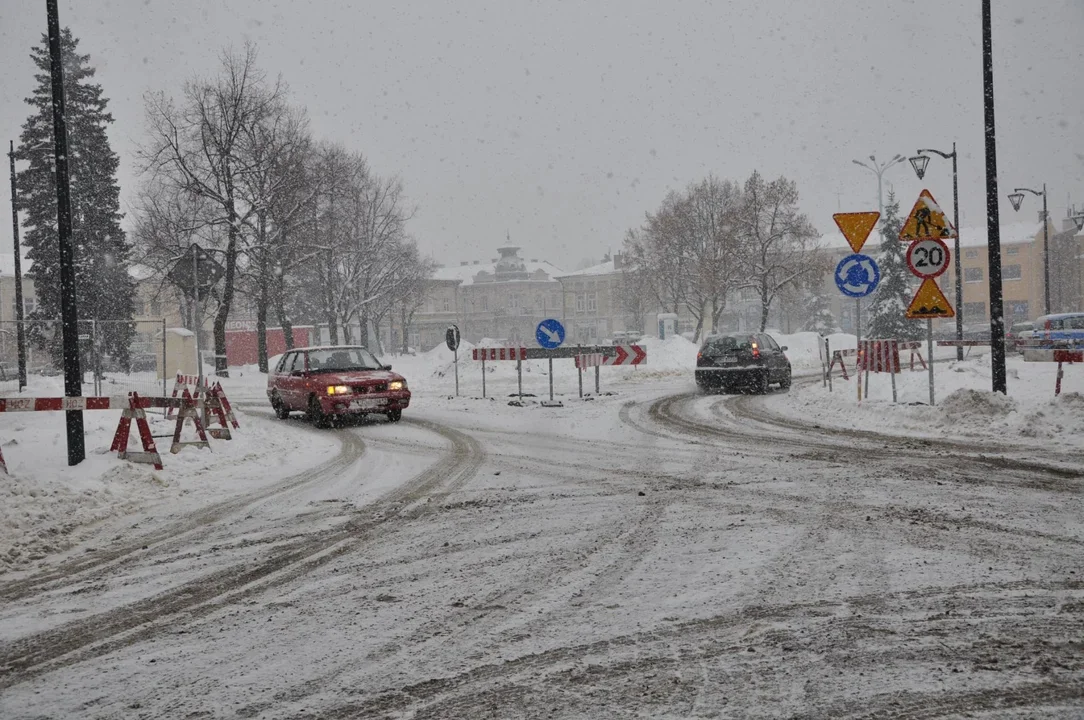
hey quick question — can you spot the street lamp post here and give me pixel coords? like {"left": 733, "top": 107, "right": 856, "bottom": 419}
{"left": 851, "top": 154, "right": 907, "bottom": 352}
{"left": 909, "top": 144, "right": 964, "bottom": 360}
{"left": 982, "top": 0, "right": 1007, "bottom": 395}
{"left": 7, "top": 141, "right": 28, "bottom": 390}
{"left": 1007, "top": 185, "right": 1050, "bottom": 315}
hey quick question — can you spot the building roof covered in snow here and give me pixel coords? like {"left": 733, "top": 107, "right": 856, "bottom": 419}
{"left": 433, "top": 246, "right": 563, "bottom": 285}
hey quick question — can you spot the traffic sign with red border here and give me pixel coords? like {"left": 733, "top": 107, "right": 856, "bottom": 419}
{"left": 906, "top": 238, "right": 951, "bottom": 279}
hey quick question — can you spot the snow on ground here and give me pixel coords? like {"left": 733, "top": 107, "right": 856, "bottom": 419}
{"left": 0, "top": 374, "right": 338, "bottom": 575}
{"left": 768, "top": 349, "right": 1084, "bottom": 450}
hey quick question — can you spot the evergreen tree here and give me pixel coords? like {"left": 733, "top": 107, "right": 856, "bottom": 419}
{"left": 866, "top": 192, "right": 922, "bottom": 340}
{"left": 15, "top": 29, "right": 134, "bottom": 368}
{"left": 803, "top": 291, "right": 837, "bottom": 334}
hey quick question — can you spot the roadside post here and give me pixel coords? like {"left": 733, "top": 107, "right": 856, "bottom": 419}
{"left": 482, "top": 356, "right": 486, "bottom": 398}
{"left": 825, "top": 337, "right": 833, "bottom": 392}
{"left": 536, "top": 318, "right": 566, "bottom": 407}
{"left": 832, "top": 211, "right": 881, "bottom": 403}
{"left": 900, "top": 189, "right": 957, "bottom": 407}
{"left": 445, "top": 325, "right": 461, "bottom": 397}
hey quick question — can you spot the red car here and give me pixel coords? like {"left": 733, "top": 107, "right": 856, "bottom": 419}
{"left": 267, "top": 346, "right": 410, "bottom": 426}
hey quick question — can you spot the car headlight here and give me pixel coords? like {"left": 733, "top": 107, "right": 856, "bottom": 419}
{"left": 388, "top": 380, "right": 405, "bottom": 391}
{"left": 327, "top": 385, "right": 350, "bottom": 395}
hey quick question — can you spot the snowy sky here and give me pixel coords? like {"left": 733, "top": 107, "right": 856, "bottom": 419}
{"left": 1, "top": 0, "right": 1082, "bottom": 271}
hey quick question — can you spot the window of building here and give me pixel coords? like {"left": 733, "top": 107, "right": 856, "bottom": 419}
{"left": 510, "top": 293, "right": 519, "bottom": 309}
{"left": 586, "top": 292, "right": 597, "bottom": 312}
{"left": 24, "top": 298, "right": 36, "bottom": 315}
{"left": 1006, "top": 246, "right": 1019, "bottom": 255}
{"left": 443, "top": 298, "right": 450, "bottom": 312}
{"left": 481, "top": 296, "right": 488, "bottom": 311}
{"left": 575, "top": 294, "right": 585, "bottom": 312}
{"left": 964, "top": 267, "right": 983, "bottom": 283}
{"left": 963, "top": 302, "right": 986, "bottom": 320}
{"left": 1002, "top": 264, "right": 1022, "bottom": 281}
{"left": 965, "top": 249, "right": 979, "bottom": 259}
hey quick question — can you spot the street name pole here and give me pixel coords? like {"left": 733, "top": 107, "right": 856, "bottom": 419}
{"left": 982, "top": 0, "right": 1007, "bottom": 394}
{"left": 47, "top": 0, "right": 85, "bottom": 464}
{"left": 7, "top": 141, "right": 28, "bottom": 390}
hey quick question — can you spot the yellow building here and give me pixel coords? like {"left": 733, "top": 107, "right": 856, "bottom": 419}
{"left": 942, "top": 217, "right": 1084, "bottom": 330}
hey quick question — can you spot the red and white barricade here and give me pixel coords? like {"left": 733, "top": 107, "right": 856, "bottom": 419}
{"left": 472, "top": 347, "right": 527, "bottom": 361}
{"left": 603, "top": 345, "right": 647, "bottom": 366}
{"left": 828, "top": 340, "right": 925, "bottom": 381}
{"left": 166, "top": 372, "right": 209, "bottom": 417}
{"left": 575, "top": 353, "right": 605, "bottom": 370}
{"left": 1024, "top": 348, "right": 1083, "bottom": 396}
{"left": 0, "top": 391, "right": 237, "bottom": 474}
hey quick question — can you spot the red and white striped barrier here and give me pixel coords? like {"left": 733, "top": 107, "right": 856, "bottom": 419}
{"left": 0, "top": 390, "right": 237, "bottom": 474}
{"left": 166, "top": 373, "right": 209, "bottom": 417}
{"left": 827, "top": 340, "right": 925, "bottom": 381}
{"left": 1023, "top": 348, "right": 1082, "bottom": 396}
{"left": 575, "top": 353, "right": 605, "bottom": 370}
{"left": 603, "top": 345, "right": 647, "bottom": 366}
{"left": 472, "top": 347, "right": 527, "bottom": 361}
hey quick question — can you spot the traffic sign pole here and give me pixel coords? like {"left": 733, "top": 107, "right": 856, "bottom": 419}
{"left": 927, "top": 319, "right": 935, "bottom": 406}
{"left": 517, "top": 356, "right": 523, "bottom": 399}
{"left": 595, "top": 364, "right": 600, "bottom": 394}
{"left": 548, "top": 358, "right": 554, "bottom": 402}
{"left": 454, "top": 348, "right": 459, "bottom": 396}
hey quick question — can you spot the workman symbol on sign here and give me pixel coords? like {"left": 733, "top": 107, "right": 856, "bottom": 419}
{"left": 914, "top": 206, "right": 938, "bottom": 239}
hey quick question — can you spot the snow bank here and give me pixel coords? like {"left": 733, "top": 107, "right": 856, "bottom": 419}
{"left": 0, "top": 400, "right": 338, "bottom": 575}
{"left": 766, "top": 353, "right": 1084, "bottom": 450}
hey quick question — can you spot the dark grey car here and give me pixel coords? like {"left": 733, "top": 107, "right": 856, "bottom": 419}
{"left": 695, "top": 333, "right": 792, "bottom": 394}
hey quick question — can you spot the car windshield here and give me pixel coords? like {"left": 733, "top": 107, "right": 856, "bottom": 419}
{"left": 704, "top": 335, "right": 755, "bottom": 353}
{"left": 306, "top": 348, "right": 381, "bottom": 373}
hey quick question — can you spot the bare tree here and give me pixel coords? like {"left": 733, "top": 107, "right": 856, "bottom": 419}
{"left": 737, "top": 171, "right": 822, "bottom": 332}
{"left": 623, "top": 177, "right": 742, "bottom": 342}
{"left": 139, "top": 44, "right": 283, "bottom": 375}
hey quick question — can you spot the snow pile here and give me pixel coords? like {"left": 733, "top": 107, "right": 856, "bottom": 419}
{"left": 939, "top": 388, "right": 1017, "bottom": 421}
{"left": 0, "top": 397, "right": 338, "bottom": 575}
{"left": 766, "top": 353, "right": 1084, "bottom": 450}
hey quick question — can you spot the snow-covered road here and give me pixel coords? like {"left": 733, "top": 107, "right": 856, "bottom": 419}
{"left": 1, "top": 376, "right": 1082, "bottom": 718}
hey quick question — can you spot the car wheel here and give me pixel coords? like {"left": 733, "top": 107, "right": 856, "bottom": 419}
{"left": 386, "top": 409, "right": 402, "bottom": 423}
{"left": 756, "top": 370, "right": 770, "bottom": 395}
{"left": 271, "top": 393, "right": 291, "bottom": 420}
{"left": 308, "top": 395, "right": 331, "bottom": 428}
{"left": 779, "top": 369, "right": 792, "bottom": 391}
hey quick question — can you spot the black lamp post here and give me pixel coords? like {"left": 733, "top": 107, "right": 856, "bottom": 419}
{"left": 1007, "top": 185, "right": 1049, "bottom": 315}
{"left": 910, "top": 143, "right": 963, "bottom": 360}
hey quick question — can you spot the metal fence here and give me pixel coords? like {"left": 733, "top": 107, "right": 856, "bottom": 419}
{"left": 0, "top": 319, "right": 169, "bottom": 398}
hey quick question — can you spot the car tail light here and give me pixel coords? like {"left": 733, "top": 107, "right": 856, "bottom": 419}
{"left": 751, "top": 342, "right": 760, "bottom": 359}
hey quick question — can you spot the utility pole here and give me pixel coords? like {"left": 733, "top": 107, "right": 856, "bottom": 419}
{"left": 982, "top": 0, "right": 1007, "bottom": 394}
{"left": 47, "top": 0, "right": 85, "bottom": 464}
{"left": 7, "top": 141, "right": 28, "bottom": 390}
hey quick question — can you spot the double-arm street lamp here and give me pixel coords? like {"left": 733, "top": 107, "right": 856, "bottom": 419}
{"left": 1006, "top": 185, "right": 1049, "bottom": 315}
{"left": 909, "top": 144, "right": 963, "bottom": 360}
{"left": 852, "top": 154, "right": 907, "bottom": 217}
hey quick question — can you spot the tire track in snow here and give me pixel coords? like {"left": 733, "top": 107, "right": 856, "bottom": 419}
{"left": 0, "top": 416, "right": 484, "bottom": 690}
{"left": 293, "top": 579, "right": 1084, "bottom": 719}
{"left": 0, "top": 413, "right": 367, "bottom": 604}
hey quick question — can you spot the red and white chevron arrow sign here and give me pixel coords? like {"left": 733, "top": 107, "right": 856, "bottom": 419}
{"left": 603, "top": 344, "right": 647, "bottom": 366}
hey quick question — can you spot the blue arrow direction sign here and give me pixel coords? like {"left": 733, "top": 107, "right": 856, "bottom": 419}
{"left": 536, "top": 318, "right": 566, "bottom": 349}
{"left": 835, "top": 253, "right": 881, "bottom": 298}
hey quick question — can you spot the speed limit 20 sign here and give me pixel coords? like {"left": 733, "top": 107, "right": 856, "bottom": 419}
{"left": 906, "top": 238, "right": 950, "bottom": 279}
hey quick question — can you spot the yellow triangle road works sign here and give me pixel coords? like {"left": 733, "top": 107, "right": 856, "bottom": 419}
{"left": 899, "top": 189, "right": 957, "bottom": 242}
{"left": 906, "top": 278, "right": 955, "bottom": 319}
{"left": 833, "top": 211, "right": 880, "bottom": 253}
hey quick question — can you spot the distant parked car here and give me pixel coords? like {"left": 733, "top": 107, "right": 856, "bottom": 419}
{"left": 267, "top": 345, "right": 410, "bottom": 427}
{"left": 1033, "top": 313, "right": 1084, "bottom": 347}
{"left": 1007, "top": 321, "right": 1035, "bottom": 352}
{"left": 695, "top": 332, "right": 792, "bottom": 394}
